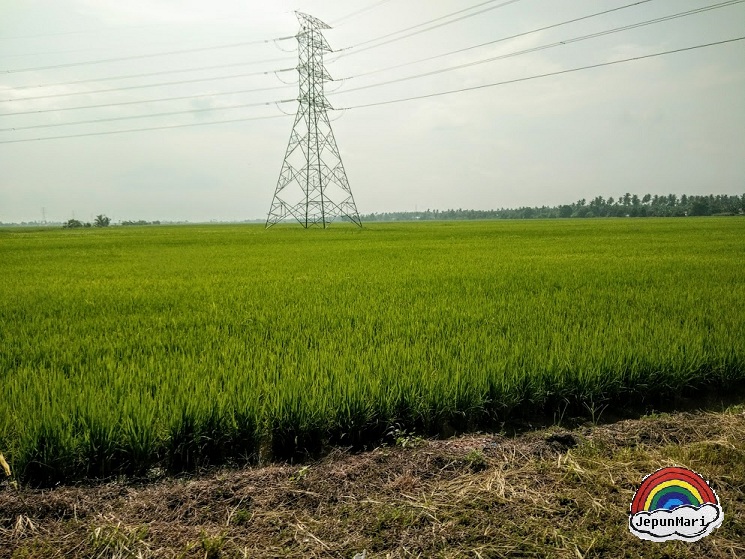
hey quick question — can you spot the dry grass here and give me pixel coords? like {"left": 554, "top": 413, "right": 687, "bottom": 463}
{"left": 2, "top": 406, "right": 744, "bottom": 558}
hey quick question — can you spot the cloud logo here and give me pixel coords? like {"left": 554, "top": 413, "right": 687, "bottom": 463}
{"left": 629, "top": 466, "right": 723, "bottom": 542}
{"left": 629, "top": 503, "right": 722, "bottom": 542}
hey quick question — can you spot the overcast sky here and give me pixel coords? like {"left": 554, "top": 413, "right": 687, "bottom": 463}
{"left": 1, "top": 0, "right": 743, "bottom": 223}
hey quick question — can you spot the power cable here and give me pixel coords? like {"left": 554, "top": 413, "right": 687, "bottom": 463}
{"left": 2, "top": 36, "right": 740, "bottom": 144}
{"left": 0, "top": 113, "right": 292, "bottom": 144}
{"left": 275, "top": 101, "right": 296, "bottom": 116}
{"left": 328, "top": 108, "right": 348, "bottom": 122}
{"left": 3, "top": 0, "right": 522, "bottom": 92}
{"left": 326, "top": 79, "right": 347, "bottom": 93}
{"left": 0, "top": 98, "right": 296, "bottom": 132}
{"left": 330, "top": 0, "right": 524, "bottom": 58}
{"left": 274, "top": 70, "right": 299, "bottom": 86}
{"left": 340, "top": 0, "right": 658, "bottom": 79}
{"left": 3, "top": 1, "right": 737, "bottom": 117}
{"left": 0, "top": 84, "right": 297, "bottom": 117}
{"left": 0, "top": 9, "right": 295, "bottom": 41}
{"left": 11, "top": 61, "right": 296, "bottom": 91}
{"left": 1, "top": 37, "right": 296, "bottom": 74}
{"left": 273, "top": 39, "right": 298, "bottom": 53}
{"left": 330, "top": 0, "right": 396, "bottom": 26}
{"left": 1, "top": 69, "right": 295, "bottom": 103}
{"left": 335, "top": 36, "right": 745, "bottom": 110}
{"left": 3, "top": 1, "right": 516, "bottom": 82}
{"left": 4, "top": 46, "right": 133, "bottom": 59}
{"left": 331, "top": 0, "right": 745, "bottom": 93}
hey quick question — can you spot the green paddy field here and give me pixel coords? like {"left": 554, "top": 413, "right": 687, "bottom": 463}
{"left": 1, "top": 218, "right": 743, "bottom": 484}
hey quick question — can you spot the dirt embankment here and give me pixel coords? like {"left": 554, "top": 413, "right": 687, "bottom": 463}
{"left": 2, "top": 407, "right": 744, "bottom": 558}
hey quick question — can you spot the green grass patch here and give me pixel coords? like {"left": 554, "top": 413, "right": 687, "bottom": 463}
{"left": 1, "top": 219, "right": 743, "bottom": 484}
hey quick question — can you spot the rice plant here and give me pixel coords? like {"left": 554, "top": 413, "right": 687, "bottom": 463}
{"left": 0, "top": 218, "right": 743, "bottom": 484}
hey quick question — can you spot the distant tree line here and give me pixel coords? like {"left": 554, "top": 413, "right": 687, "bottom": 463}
{"left": 120, "top": 219, "right": 161, "bottom": 226}
{"left": 360, "top": 193, "right": 745, "bottom": 222}
{"left": 62, "top": 215, "right": 110, "bottom": 228}
{"left": 59, "top": 216, "right": 163, "bottom": 228}
{"left": 62, "top": 219, "right": 91, "bottom": 228}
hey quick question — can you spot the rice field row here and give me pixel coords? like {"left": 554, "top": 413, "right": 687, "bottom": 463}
{"left": 1, "top": 218, "right": 743, "bottom": 485}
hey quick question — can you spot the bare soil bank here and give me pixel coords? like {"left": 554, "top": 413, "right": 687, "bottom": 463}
{"left": 2, "top": 406, "right": 744, "bottom": 558}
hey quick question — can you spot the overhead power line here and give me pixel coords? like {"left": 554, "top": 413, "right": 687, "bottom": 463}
{"left": 1, "top": 0, "right": 524, "bottom": 95}
{"left": 342, "top": 0, "right": 658, "bottom": 79}
{"left": 11, "top": 61, "right": 296, "bottom": 91}
{"left": 2, "top": 0, "right": 518, "bottom": 84}
{"left": 11, "top": 0, "right": 652, "bottom": 93}
{"left": 0, "top": 68, "right": 295, "bottom": 103}
{"left": 330, "top": 0, "right": 525, "bottom": 59}
{"left": 0, "top": 114, "right": 291, "bottom": 144}
{"left": 4, "top": 46, "right": 135, "bottom": 60}
{"left": 335, "top": 36, "right": 745, "bottom": 110}
{"left": 3, "top": 1, "right": 738, "bottom": 118}
{"left": 1, "top": 37, "right": 296, "bottom": 74}
{"left": 332, "top": 0, "right": 745, "bottom": 93}
{"left": 330, "top": 0, "right": 396, "bottom": 25}
{"left": 0, "top": 10, "right": 296, "bottom": 41}
{"left": 337, "top": 0, "right": 521, "bottom": 50}
{"left": 0, "top": 83, "right": 296, "bottom": 117}
{"left": 2, "top": 36, "right": 741, "bottom": 145}
{"left": 0, "top": 0, "right": 668, "bottom": 112}
{"left": 0, "top": 98, "right": 297, "bottom": 132}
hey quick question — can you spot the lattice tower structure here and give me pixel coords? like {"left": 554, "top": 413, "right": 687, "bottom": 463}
{"left": 266, "top": 12, "right": 361, "bottom": 228}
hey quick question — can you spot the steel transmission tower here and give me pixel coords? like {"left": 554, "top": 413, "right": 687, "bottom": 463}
{"left": 266, "top": 12, "right": 362, "bottom": 228}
